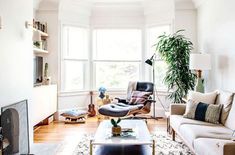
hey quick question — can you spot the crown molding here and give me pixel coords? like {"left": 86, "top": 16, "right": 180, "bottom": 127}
{"left": 192, "top": 0, "right": 208, "bottom": 8}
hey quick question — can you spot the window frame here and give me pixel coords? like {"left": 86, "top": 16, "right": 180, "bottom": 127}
{"left": 146, "top": 23, "right": 173, "bottom": 91}
{"left": 59, "top": 23, "right": 173, "bottom": 93}
{"left": 60, "top": 24, "right": 90, "bottom": 92}
{"left": 91, "top": 28, "right": 143, "bottom": 90}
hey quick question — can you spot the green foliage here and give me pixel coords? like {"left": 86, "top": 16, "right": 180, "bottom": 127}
{"left": 33, "top": 41, "right": 40, "bottom": 48}
{"left": 155, "top": 30, "right": 196, "bottom": 103}
{"left": 111, "top": 118, "right": 121, "bottom": 127}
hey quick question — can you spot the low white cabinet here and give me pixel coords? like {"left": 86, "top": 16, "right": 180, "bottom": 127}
{"left": 32, "top": 84, "right": 57, "bottom": 126}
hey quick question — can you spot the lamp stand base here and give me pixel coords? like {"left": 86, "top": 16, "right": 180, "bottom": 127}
{"left": 195, "top": 78, "right": 204, "bottom": 93}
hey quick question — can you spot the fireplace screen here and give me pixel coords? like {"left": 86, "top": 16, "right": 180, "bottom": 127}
{"left": 1, "top": 100, "right": 30, "bottom": 155}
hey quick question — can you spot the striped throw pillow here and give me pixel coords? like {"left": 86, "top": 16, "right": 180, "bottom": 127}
{"left": 183, "top": 100, "right": 223, "bottom": 124}
{"left": 129, "top": 91, "right": 152, "bottom": 105}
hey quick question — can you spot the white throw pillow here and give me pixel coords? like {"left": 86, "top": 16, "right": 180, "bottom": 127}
{"left": 215, "top": 90, "right": 234, "bottom": 125}
{"left": 225, "top": 99, "right": 235, "bottom": 130}
{"left": 188, "top": 90, "right": 218, "bottom": 104}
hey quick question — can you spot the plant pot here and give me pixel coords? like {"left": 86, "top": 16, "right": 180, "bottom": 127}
{"left": 112, "top": 126, "right": 121, "bottom": 136}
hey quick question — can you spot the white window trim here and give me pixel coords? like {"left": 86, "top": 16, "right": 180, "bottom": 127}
{"left": 60, "top": 24, "right": 90, "bottom": 92}
{"left": 59, "top": 22, "right": 173, "bottom": 94}
{"left": 91, "top": 27, "right": 143, "bottom": 90}
{"left": 146, "top": 23, "right": 173, "bottom": 91}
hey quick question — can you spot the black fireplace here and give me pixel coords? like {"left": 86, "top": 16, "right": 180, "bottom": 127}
{"left": 1, "top": 100, "right": 30, "bottom": 155}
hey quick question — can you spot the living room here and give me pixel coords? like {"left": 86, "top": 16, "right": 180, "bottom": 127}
{"left": 0, "top": 0, "right": 235, "bottom": 154}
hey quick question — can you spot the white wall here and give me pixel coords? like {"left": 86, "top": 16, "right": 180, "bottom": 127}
{"left": 0, "top": 0, "right": 33, "bottom": 143}
{"left": 197, "top": 0, "right": 235, "bottom": 91}
{"left": 91, "top": 2, "right": 144, "bottom": 27}
{"left": 175, "top": 0, "right": 197, "bottom": 52}
{"left": 35, "top": 0, "right": 196, "bottom": 118}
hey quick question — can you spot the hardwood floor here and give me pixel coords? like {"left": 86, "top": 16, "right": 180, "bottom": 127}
{"left": 34, "top": 117, "right": 167, "bottom": 154}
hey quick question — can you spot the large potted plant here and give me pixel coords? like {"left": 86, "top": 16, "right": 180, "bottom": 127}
{"left": 155, "top": 30, "right": 196, "bottom": 103}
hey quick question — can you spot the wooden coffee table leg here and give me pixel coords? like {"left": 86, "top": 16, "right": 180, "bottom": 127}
{"left": 90, "top": 140, "right": 93, "bottom": 155}
{"left": 152, "top": 139, "right": 155, "bottom": 155}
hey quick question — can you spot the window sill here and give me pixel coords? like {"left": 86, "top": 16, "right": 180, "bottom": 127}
{"left": 59, "top": 89, "right": 127, "bottom": 97}
{"left": 59, "top": 89, "right": 170, "bottom": 97}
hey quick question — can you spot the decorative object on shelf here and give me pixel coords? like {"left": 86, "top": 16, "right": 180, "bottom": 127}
{"left": 102, "top": 95, "right": 112, "bottom": 105}
{"left": 33, "top": 41, "right": 40, "bottom": 48}
{"left": 98, "top": 87, "right": 107, "bottom": 99}
{"left": 43, "top": 63, "right": 51, "bottom": 85}
{"left": 33, "top": 20, "right": 47, "bottom": 33}
{"left": 111, "top": 118, "right": 121, "bottom": 136}
{"left": 43, "top": 77, "right": 51, "bottom": 85}
{"left": 44, "top": 63, "right": 48, "bottom": 78}
{"left": 189, "top": 53, "right": 211, "bottom": 93}
{"left": 155, "top": 30, "right": 196, "bottom": 103}
{"left": 88, "top": 91, "right": 96, "bottom": 117}
{"left": 145, "top": 54, "right": 167, "bottom": 118}
{"left": 30, "top": 19, "right": 48, "bottom": 54}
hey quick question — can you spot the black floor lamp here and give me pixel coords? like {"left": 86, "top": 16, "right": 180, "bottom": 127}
{"left": 145, "top": 54, "right": 168, "bottom": 119}
{"left": 145, "top": 54, "right": 157, "bottom": 118}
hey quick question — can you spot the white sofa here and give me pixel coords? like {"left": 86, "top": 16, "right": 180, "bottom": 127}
{"left": 170, "top": 91, "right": 235, "bottom": 155}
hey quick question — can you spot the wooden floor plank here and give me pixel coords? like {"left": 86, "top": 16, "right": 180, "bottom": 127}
{"left": 34, "top": 117, "right": 167, "bottom": 154}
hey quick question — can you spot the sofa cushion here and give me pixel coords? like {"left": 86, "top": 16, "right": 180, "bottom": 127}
{"left": 225, "top": 99, "right": 235, "bottom": 130}
{"left": 179, "top": 124, "right": 233, "bottom": 147}
{"left": 170, "top": 115, "right": 217, "bottom": 132}
{"left": 183, "top": 100, "right": 222, "bottom": 124}
{"left": 215, "top": 91, "right": 234, "bottom": 125}
{"left": 98, "top": 103, "right": 143, "bottom": 117}
{"left": 188, "top": 90, "right": 218, "bottom": 104}
{"left": 194, "top": 138, "right": 235, "bottom": 155}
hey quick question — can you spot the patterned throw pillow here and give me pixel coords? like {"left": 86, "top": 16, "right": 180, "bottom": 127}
{"left": 129, "top": 91, "right": 152, "bottom": 105}
{"left": 184, "top": 100, "right": 223, "bottom": 124}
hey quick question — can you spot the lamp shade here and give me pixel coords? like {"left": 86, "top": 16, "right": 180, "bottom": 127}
{"left": 189, "top": 53, "right": 211, "bottom": 70}
{"left": 145, "top": 54, "right": 155, "bottom": 66}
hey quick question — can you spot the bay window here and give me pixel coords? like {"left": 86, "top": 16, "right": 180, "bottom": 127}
{"left": 61, "top": 26, "right": 89, "bottom": 91}
{"left": 93, "top": 29, "right": 142, "bottom": 89}
{"left": 61, "top": 25, "right": 171, "bottom": 92}
{"left": 147, "top": 25, "right": 171, "bottom": 89}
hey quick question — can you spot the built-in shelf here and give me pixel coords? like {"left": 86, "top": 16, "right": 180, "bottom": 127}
{"left": 33, "top": 48, "right": 49, "bottom": 54}
{"left": 32, "top": 28, "right": 48, "bottom": 37}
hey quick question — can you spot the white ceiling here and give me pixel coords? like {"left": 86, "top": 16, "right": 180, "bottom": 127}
{"left": 91, "top": 0, "right": 193, "bottom": 2}
{"left": 34, "top": 0, "right": 205, "bottom": 10}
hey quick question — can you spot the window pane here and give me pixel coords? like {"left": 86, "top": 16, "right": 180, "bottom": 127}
{"left": 95, "top": 62, "right": 140, "bottom": 89}
{"left": 147, "top": 25, "right": 170, "bottom": 89}
{"left": 63, "top": 26, "right": 88, "bottom": 59}
{"left": 64, "top": 60, "right": 85, "bottom": 91}
{"left": 154, "top": 61, "right": 168, "bottom": 89}
{"left": 147, "top": 25, "right": 171, "bottom": 58}
{"left": 93, "top": 29, "right": 141, "bottom": 60}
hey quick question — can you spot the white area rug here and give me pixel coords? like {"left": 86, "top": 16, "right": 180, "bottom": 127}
{"left": 72, "top": 132, "right": 193, "bottom": 155}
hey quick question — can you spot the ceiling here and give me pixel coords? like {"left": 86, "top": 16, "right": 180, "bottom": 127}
{"left": 91, "top": 0, "right": 193, "bottom": 2}
{"left": 34, "top": 0, "right": 204, "bottom": 10}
